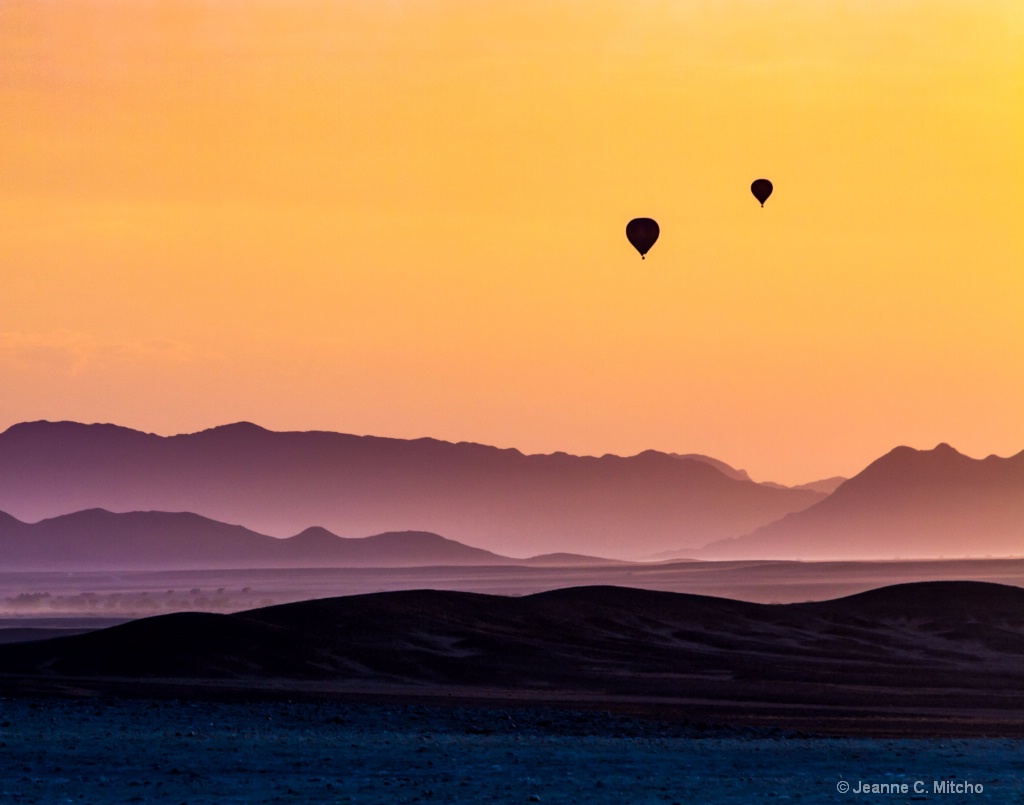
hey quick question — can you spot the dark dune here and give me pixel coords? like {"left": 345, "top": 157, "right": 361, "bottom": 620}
{"left": 2, "top": 581, "right": 1022, "bottom": 726}
{"left": 797, "top": 578, "right": 1024, "bottom": 619}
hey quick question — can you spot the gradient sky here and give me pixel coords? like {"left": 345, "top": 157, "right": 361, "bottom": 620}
{"left": 1, "top": 0, "right": 1022, "bottom": 485}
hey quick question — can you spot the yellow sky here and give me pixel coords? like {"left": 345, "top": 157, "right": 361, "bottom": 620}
{"left": 1, "top": 0, "right": 1022, "bottom": 484}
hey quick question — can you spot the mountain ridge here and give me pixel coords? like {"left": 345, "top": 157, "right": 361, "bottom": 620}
{"left": 0, "top": 420, "right": 825, "bottom": 558}
{"left": 0, "top": 507, "right": 635, "bottom": 570}
{"left": 696, "top": 443, "right": 1024, "bottom": 559}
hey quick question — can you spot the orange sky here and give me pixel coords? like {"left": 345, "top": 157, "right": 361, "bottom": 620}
{"left": 1, "top": 0, "right": 1022, "bottom": 484}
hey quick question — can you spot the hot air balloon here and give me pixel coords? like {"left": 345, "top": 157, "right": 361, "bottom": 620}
{"left": 750, "top": 179, "right": 773, "bottom": 207}
{"left": 626, "top": 218, "right": 659, "bottom": 259}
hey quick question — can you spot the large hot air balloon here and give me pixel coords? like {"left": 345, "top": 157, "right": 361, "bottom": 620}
{"left": 626, "top": 218, "right": 659, "bottom": 259}
{"left": 750, "top": 179, "right": 773, "bottom": 207}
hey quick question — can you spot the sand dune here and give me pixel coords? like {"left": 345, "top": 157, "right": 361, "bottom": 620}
{"left": 3, "top": 581, "right": 1022, "bottom": 726}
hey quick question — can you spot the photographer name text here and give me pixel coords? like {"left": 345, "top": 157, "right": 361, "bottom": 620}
{"left": 837, "top": 779, "right": 983, "bottom": 795}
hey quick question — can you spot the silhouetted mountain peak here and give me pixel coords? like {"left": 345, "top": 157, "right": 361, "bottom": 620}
{"left": 697, "top": 441, "right": 1024, "bottom": 560}
{"left": 668, "top": 453, "right": 753, "bottom": 482}
{"left": 878, "top": 442, "right": 966, "bottom": 463}
{"left": 2, "top": 420, "right": 126, "bottom": 436}
{"left": 633, "top": 450, "right": 755, "bottom": 484}
{"left": 0, "top": 420, "right": 161, "bottom": 448}
{"left": 197, "top": 422, "right": 272, "bottom": 436}
{"left": 287, "top": 525, "right": 343, "bottom": 545}
{"left": 38, "top": 507, "right": 118, "bottom": 524}
{"left": 847, "top": 443, "right": 1001, "bottom": 491}
{"left": 363, "top": 530, "right": 452, "bottom": 546}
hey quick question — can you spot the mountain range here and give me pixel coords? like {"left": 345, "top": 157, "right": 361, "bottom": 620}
{"left": 0, "top": 421, "right": 824, "bottom": 558}
{"left": 0, "top": 508, "right": 626, "bottom": 571}
{"left": 1, "top": 421, "right": 1021, "bottom": 561}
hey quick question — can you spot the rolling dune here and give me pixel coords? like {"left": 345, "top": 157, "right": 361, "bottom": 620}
{"left": 2, "top": 581, "right": 1022, "bottom": 731}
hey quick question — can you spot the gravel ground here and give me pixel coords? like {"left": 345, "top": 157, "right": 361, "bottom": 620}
{"left": 0, "top": 697, "right": 1021, "bottom": 804}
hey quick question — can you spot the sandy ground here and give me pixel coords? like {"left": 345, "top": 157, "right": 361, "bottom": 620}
{"left": 0, "top": 696, "right": 1021, "bottom": 804}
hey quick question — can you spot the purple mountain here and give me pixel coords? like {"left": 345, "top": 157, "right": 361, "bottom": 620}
{"left": 0, "top": 421, "right": 824, "bottom": 558}
{"left": 0, "top": 508, "right": 633, "bottom": 570}
{"left": 698, "top": 444, "right": 1024, "bottom": 559}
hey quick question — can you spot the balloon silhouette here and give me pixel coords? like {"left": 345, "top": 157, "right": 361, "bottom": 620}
{"left": 626, "top": 218, "right": 659, "bottom": 259}
{"left": 751, "top": 179, "right": 773, "bottom": 207}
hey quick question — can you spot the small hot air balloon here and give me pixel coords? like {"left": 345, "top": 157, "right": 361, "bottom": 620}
{"left": 626, "top": 218, "right": 659, "bottom": 259}
{"left": 751, "top": 179, "right": 773, "bottom": 207}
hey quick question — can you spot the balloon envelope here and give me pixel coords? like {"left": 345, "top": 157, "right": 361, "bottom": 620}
{"left": 626, "top": 218, "right": 659, "bottom": 258}
{"left": 751, "top": 179, "right": 773, "bottom": 206}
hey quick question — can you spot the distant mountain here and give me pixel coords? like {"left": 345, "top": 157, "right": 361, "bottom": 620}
{"left": 698, "top": 444, "right": 1024, "bottom": 559}
{"left": 669, "top": 453, "right": 753, "bottom": 482}
{"left": 670, "top": 454, "right": 847, "bottom": 494}
{"left": 518, "top": 552, "right": 625, "bottom": 567}
{"left": 0, "top": 421, "right": 824, "bottom": 558}
{"left": 0, "top": 509, "right": 539, "bottom": 570}
{"left": 791, "top": 476, "right": 847, "bottom": 495}
{"left": 0, "top": 509, "right": 634, "bottom": 570}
